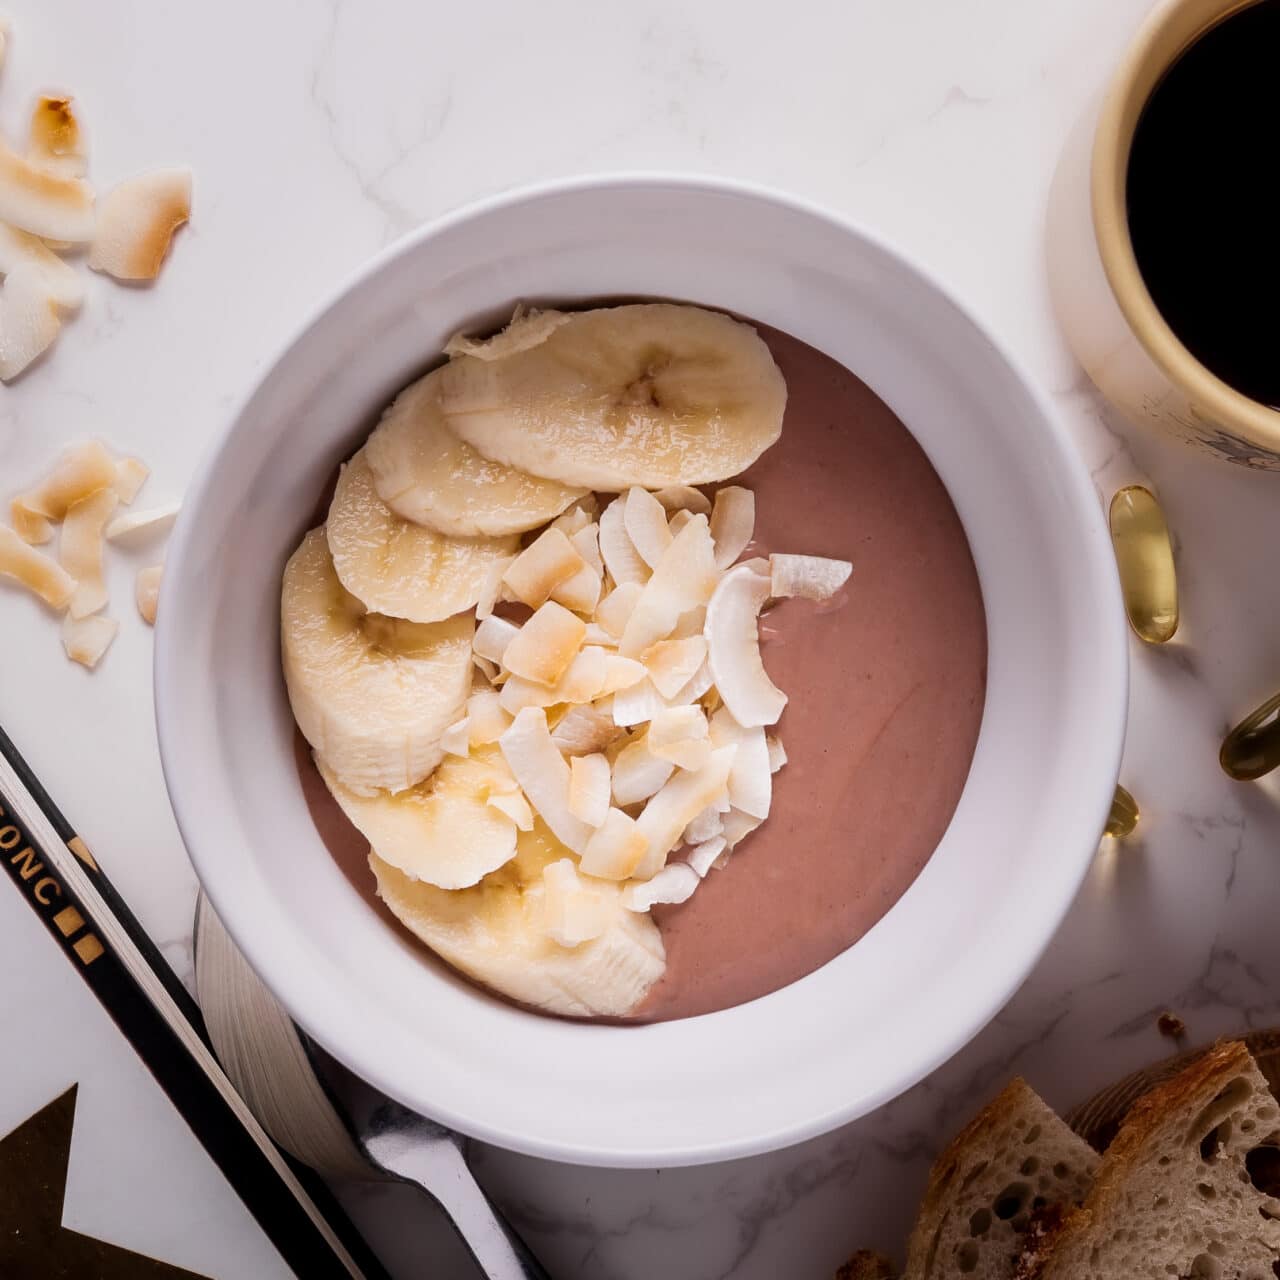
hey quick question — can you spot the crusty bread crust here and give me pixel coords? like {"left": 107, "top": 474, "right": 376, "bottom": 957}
{"left": 1021, "top": 1040, "right": 1280, "bottom": 1279}
{"left": 903, "top": 1078, "right": 1097, "bottom": 1280}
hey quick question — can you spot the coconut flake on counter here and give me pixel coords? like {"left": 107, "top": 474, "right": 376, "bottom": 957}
{"left": 89, "top": 167, "right": 192, "bottom": 281}
{"left": 769, "top": 553, "right": 852, "bottom": 602}
{"left": 62, "top": 612, "right": 117, "bottom": 668}
{"left": 0, "top": 524, "right": 74, "bottom": 608}
{"left": 0, "top": 221, "right": 83, "bottom": 309}
{"left": 11, "top": 439, "right": 118, "bottom": 543}
{"left": 29, "top": 95, "right": 88, "bottom": 179}
{"left": 105, "top": 501, "right": 179, "bottom": 544}
{"left": 59, "top": 485, "right": 118, "bottom": 618}
{"left": 0, "top": 260, "right": 61, "bottom": 381}
{"left": 136, "top": 564, "right": 162, "bottom": 625}
{"left": 0, "top": 137, "right": 94, "bottom": 243}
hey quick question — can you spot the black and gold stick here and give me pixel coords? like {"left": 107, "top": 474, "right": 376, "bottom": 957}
{"left": 0, "top": 721, "right": 392, "bottom": 1280}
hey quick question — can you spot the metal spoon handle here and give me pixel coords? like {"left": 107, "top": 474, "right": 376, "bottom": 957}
{"left": 362, "top": 1124, "right": 551, "bottom": 1280}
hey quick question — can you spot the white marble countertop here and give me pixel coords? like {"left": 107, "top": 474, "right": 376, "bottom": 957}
{"left": 7, "top": 0, "right": 1280, "bottom": 1275}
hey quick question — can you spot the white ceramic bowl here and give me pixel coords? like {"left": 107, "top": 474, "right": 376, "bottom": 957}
{"left": 156, "top": 175, "right": 1127, "bottom": 1168}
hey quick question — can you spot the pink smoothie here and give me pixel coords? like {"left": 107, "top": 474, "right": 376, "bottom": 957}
{"left": 294, "top": 322, "right": 987, "bottom": 1023}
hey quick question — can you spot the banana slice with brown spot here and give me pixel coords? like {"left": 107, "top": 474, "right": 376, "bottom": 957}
{"left": 439, "top": 303, "right": 786, "bottom": 490}
{"left": 327, "top": 449, "right": 516, "bottom": 623}
{"left": 365, "top": 368, "right": 586, "bottom": 538}
{"left": 281, "top": 528, "right": 472, "bottom": 795}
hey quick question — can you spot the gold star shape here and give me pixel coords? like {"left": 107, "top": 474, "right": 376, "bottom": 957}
{"left": 0, "top": 1085, "right": 210, "bottom": 1278}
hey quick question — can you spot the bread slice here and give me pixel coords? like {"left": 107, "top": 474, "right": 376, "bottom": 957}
{"left": 836, "top": 1250, "right": 896, "bottom": 1279}
{"left": 1019, "top": 1040, "right": 1280, "bottom": 1279}
{"left": 903, "top": 1078, "right": 1099, "bottom": 1279}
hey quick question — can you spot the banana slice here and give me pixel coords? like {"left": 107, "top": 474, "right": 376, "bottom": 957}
{"left": 282, "top": 528, "right": 472, "bottom": 795}
{"left": 327, "top": 449, "right": 516, "bottom": 623}
{"left": 317, "top": 747, "right": 517, "bottom": 890}
{"left": 371, "top": 820, "right": 666, "bottom": 1018}
{"left": 439, "top": 303, "right": 787, "bottom": 490}
{"left": 365, "top": 368, "right": 586, "bottom": 538}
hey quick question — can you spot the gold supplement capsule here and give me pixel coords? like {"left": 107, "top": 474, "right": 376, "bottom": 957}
{"left": 1220, "top": 691, "right": 1280, "bottom": 781}
{"left": 1104, "top": 784, "right": 1139, "bottom": 838}
{"left": 1109, "top": 486, "right": 1178, "bottom": 644}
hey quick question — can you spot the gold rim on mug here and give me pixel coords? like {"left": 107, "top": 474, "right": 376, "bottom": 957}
{"left": 1091, "top": 0, "right": 1280, "bottom": 453}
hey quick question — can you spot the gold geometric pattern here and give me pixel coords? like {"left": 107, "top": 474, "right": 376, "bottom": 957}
{"left": 0, "top": 1085, "right": 210, "bottom": 1278}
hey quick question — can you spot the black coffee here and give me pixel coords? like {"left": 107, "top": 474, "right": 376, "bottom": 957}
{"left": 1126, "top": 0, "right": 1280, "bottom": 407}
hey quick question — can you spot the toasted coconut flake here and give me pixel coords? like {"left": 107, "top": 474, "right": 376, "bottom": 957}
{"left": 721, "top": 806, "right": 763, "bottom": 849}
{"left": 502, "top": 526, "right": 584, "bottom": 608}
{"left": 633, "top": 746, "right": 735, "bottom": 879}
{"left": 486, "top": 788, "right": 533, "bottom": 831}
{"left": 440, "top": 717, "right": 471, "bottom": 758}
{"left": 29, "top": 96, "right": 87, "bottom": 178}
{"left": 686, "top": 836, "right": 727, "bottom": 878}
{"left": 550, "top": 505, "right": 591, "bottom": 537}
{"left": 623, "top": 486, "right": 673, "bottom": 570}
{"left": 105, "top": 501, "right": 178, "bottom": 544}
{"left": 444, "top": 307, "right": 569, "bottom": 361}
{"left": 62, "top": 612, "right": 117, "bottom": 668}
{"left": 550, "top": 703, "right": 622, "bottom": 756}
{"left": 498, "top": 707, "right": 592, "bottom": 854}
{"left": 0, "top": 260, "right": 60, "bottom": 380}
{"left": 0, "top": 138, "right": 94, "bottom": 242}
{"left": 89, "top": 167, "right": 191, "bottom": 281}
{"left": 570, "top": 522, "right": 603, "bottom": 575}
{"left": 542, "top": 858, "right": 611, "bottom": 946}
{"left": 579, "top": 807, "right": 648, "bottom": 880}
{"left": 596, "top": 581, "right": 643, "bottom": 639}
{"left": 710, "top": 707, "right": 772, "bottom": 819}
{"left": 643, "top": 635, "right": 708, "bottom": 699}
{"left": 59, "top": 486, "right": 118, "bottom": 618}
{"left": 135, "top": 563, "right": 162, "bottom": 625}
{"left": 705, "top": 563, "right": 787, "bottom": 727}
{"left": 0, "top": 524, "right": 74, "bottom": 608}
{"left": 474, "top": 555, "right": 513, "bottom": 620}
{"left": 466, "top": 688, "right": 511, "bottom": 745}
{"left": 473, "top": 614, "right": 520, "bottom": 665}
{"left": 598, "top": 495, "right": 649, "bottom": 586}
{"left": 568, "top": 753, "right": 611, "bottom": 827}
{"left": 501, "top": 601, "right": 586, "bottom": 687}
{"left": 611, "top": 676, "right": 668, "bottom": 727}
{"left": 647, "top": 705, "right": 711, "bottom": 771}
{"left": 619, "top": 514, "right": 718, "bottom": 657}
{"left": 709, "top": 486, "right": 756, "bottom": 570}
{"left": 667, "top": 509, "right": 693, "bottom": 536}
{"left": 769, "top": 553, "right": 853, "bottom": 601}
{"left": 766, "top": 734, "right": 787, "bottom": 772}
{"left": 598, "top": 653, "right": 647, "bottom": 695}
{"left": 623, "top": 862, "right": 700, "bottom": 912}
{"left": 112, "top": 456, "right": 150, "bottom": 503}
{"left": 654, "top": 485, "right": 712, "bottom": 517}
{"left": 667, "top": 659, "right": 714, "bottom": 708}
{"left": 472, "top": 653, "right": 500, "bottom": 683}
{"left": 11, "top": 439, "right": 117, "bottom": 543}
{"left": 611, "top": 734, "right": 674, "bottom": 806}
{"left": 550, "top": 560, "right": 602, "bottom": 615}
{"left": 582, "top": 621, "right": 617, "bottom": 648}
{"left": 498, "top": 646, "right": 609, "bottom": 713}
{"left": 0, "top": 221, "right": 83, "bottom": 308}
{"left": 683, "top": 805, "right": 723, "bottom": 846}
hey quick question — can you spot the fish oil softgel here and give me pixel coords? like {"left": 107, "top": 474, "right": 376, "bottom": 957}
{"left": 1109, "top": 486, "right": 1178, "bottom": 644}
{"left": 1104, "top": 784, "right": 1140, "bottom": 838}
{"left": 1220, "top": 691, "right": 1280, "bottom": 782}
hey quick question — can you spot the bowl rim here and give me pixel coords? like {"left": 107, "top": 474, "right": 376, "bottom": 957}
{"left": 156, "top": 171, "right": 1128, "bottom": 1166}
